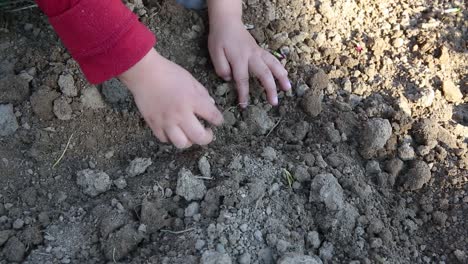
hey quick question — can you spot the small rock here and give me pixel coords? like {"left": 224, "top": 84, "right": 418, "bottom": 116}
{"left": 370, "top": 237, "right": 383, "bottom": 248}
{"left": 393, "top": 38, "right": 404, "bottom": 48}
{"left": 306, "top": 231, "right": 321, "bottom": 249}
{"left": 200, "top": 250, "right": 232, "bottom": 264}
{"left": 126, "top": 157, "right": 152, "bottom": 177}
{"left": 454, "top": 249, "right": 467, "bottom": 263}
{"left": 244, "top": 105, "right": 274, "bottom": 135}
{"left": 30, "top": 86, "right": 60, "bottom": 120}
{"left": 442, "top": 80, "right": 463, "bottom": 103}
{"left": 12, "top": 218, "right": 24, "bottom": 229}
{"left": 261, "top": 146, "right": 277, "bottom": 161}
{"left": 310, "top": 173, "right": 344, "bottom": 211}
{"left": 58, "top": 74, "right": 77, "bottom": 97}
{"left": 76, "top": 169, "right": 112, "bottom": 197}
{"left": 359, "top": 118, "right": 392, "bottom": 159}
{"left": 366, "top": 160, "right": 381, "bottom": 175}
{"left": 176, "top": 168, "right": 206, "bottom": 201}
{"left": 102, "top": 224, "right": 144, "bottom": 261}
{"left": 296, "top": 84, "right": 310, "bottom": 97}
{"left": 223, "top": 111, "right": 236, "bottom": 126}
{"left": 276, "top": 239, "right": 291, "bottom": 253}
{"left": 278, "top": 253, "right": 323, "bottom": 264}
{"left": 0, "top": 104, "right": 19, "bottom": 136}
{"left": 215, "top": 83, "right": 231, "bottom": 96}
{"left": 302, "top": 70, "right": 328, "bottom": 117}
{"left": 53, "top": 97, "right": 72, "bottom": 120}
{"left": 113, "top": 177, "right": 127, "bottom": 189}
{"left": 102, "top": 78, "right": 129, "bottom": 104}
{"left": 185, "top": 202, "right": 200, "bottom": 217}
{"left": 412, "top": 119, "right": 439, "bottom": 145}
{"left": 324, "top": 123, "right": 341, "bottom": 143}
{"left": 401, "top": 160, "right": 432, "bottom": 191}
{"left": 294, "top": 165, "right": 311, "bottom": 182}
{"left": 398, "top": 143, "right": 416, "bottom": 161}
{"left": 238, "top": 252, "right": 251, "bottom": 264}
{"left": 195, "top": 239, "right": 206, "bottom": 250}
{"left": 319, "top": 242, "right": 334, "bottom": 261}
{"left": 3, "top": 236, "right": 25, "bottom": 262}
{"left": 198, "top": 156, "right": 211, "bottom": 178}
{"left": 0, "top": 75, "right": 30, "bottom": 104}
{"left": 0, "top": 230, "right": 12, "bottom": 246}
{"left": 81, "top": 86, "right": 105, "bottom": 109}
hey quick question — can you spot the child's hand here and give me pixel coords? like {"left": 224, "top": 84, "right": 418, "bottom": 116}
{"left": 208, "top": 17, "right": 291, "bottom": 107}
{"left": 119, "top": 49, "right": 224, "bottom": 148}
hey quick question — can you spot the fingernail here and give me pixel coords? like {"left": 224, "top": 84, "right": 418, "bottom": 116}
{"left": 286, "top": 80, "right": 292, "bottom": 90}
{"left": 273, "top": 96, "right": 278, "bottom": 105}
{"left": 224, "top": 76, "right": 232, "bottom": 82}
{"left": 239, "top": 102, "right": 248, "bottom": 108}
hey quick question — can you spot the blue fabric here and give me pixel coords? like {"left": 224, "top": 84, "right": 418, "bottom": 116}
{"left": 176, "top": 0, "right": 206, "bottom": 10}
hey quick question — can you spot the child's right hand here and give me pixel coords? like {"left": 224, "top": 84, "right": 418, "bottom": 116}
{"left": 119, "top": 48, "right": 224, "bottom": 149}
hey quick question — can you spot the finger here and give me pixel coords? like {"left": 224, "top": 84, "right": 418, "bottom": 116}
{"left": 195, "top": 98, "right": 224, "bottom": 126}
{"left": 262, "top": 51, "right": 291, "bottom": 91}
{"left": 249, "top": 58, "right": 278, "bottom": 106}
{"left": 154, "top": 127, "right": 169, "bottom": 143}
{"left": 232, "top": 60, "right": 250, "bottom": 108}
{"left": 166, "top": 126, "right": 192, "bottom": 149}
{"left": 210, "top": 47, "right": 232, "bottom": 81}
{"left": 146, "top": 117, "right": 168, "bottom": 143}
{"left": 181, "top": 115, "right": 214, "bottom": 146}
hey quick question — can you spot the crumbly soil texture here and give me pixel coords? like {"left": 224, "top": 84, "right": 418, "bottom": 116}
{"left": 0, "top": 0, "right": 467, "bottom": 263}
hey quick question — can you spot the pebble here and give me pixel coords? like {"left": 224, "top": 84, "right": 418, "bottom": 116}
{"left": 359, "top": 118, "right": 393, "bottom": 159}
{"left": 239, "top": 223, "right": 248, "bottom": 232}
{"left": 278, "top": 253, "right": 323, "bottom": 264}
{"left": 215, "top": 83, "right": 231, "bottom": 96}
{"left": 200, "top": 250, "right": 232, "bottom": 264}
{"left": 398, "top": 143, "right": 416, "bottom": 161}
{"left": 393, "top": 38, "right": 404, "bottom": 48}
{"left": 296, "top": 83, "right": 310, "bottom": 97}
{"left": 307, "top": 231, "right": 321, "bottom": 249}
{"left": 254, "top": 230, "right": 263, "bottom": 242}
{"left": 58, "top": 73, "right": 77, "bottom": 97}
{"left": 53, "top": 97, "right": 72, "bottom": 120}
{"left": 198, "top": 156, "right": 211, "bottom": 178}
{"left": 0, "top": 104, "right": 19, "bottom": 136}
{"left": 319, "top": 242, "right": 334, "bottom": 261}
{"left": 244, "top": 105, "right": 274, "bottom": 135}
{"left": 113, "top": 177, "right": 127, "bottom": 189}
{"left": 310, "top": 173, "right": 344, "bottom": 211}
{"left": 195, "top": 239, "right": 206, "bottom": 250}
{"left": 176, "top": 168, "right": 206, "bottom": 201}
{"left": 126, "top": 157, "right": 152, "bottom": 177}
{"left": 442, "top": 80, "right": 463, "bottom": 103}
{"left": 76, "top": 169, "right": 112, "bottom": 197}
{"left": 185, "top": 202, "right": 200, "bottom": 217}
{"left": 294, "top": 165, "right": 311, "bottom": 182}
{"left": 12, "top": 218, "right": 24, "bottom": 229}
{"left": 238, "top": 252, "right": 252, "bottom": 264}
{"left": 401, "top": 160, "right": 432, "bottom": 191}
{"left": 81, "top": 86, "right": 105, "bottom": 109}
{"left": 366, "top": 160, "right": 381, "bottom": 175}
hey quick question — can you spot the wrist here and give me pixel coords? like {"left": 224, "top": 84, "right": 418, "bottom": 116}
{"left": 207, "top": 0, "right": 242, "bottom": 26}
{"left": 119, "top": 48, "right": 160, "bottom": 92}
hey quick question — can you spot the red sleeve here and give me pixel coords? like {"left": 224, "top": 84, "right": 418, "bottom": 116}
{"left": 35, "top": 0, "right": 156, "bottom": 84}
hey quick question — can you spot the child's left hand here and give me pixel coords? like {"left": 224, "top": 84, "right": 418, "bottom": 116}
{"left": 208, "top": 18, "right": 291, "bottom": 108}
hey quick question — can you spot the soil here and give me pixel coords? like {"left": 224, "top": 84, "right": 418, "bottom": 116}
{"left": 0, "top": 0, "right": 467, "bottom": 263}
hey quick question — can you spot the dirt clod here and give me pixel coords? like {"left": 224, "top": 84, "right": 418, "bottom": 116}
{"left": 442, "top": 80, "right": 463, "bottom": 103}
{"left": 102, "top": 224, "right": 144, "bottom": 261}
{"left": 310, "top": 173, "right": 344, "bottom": 211}
{"left": 76, "top": 169, "right": 112, "bottom": 197}
{"left": 3, "top": 236, "right": 25, "bottom": 262}
{"left": 0, "top": 75, "right": 30, "bottom": 104}
{"left": 176, "top": 168, "right": 207, "bottom": 201}
{"left": 244, "top": 105, "right": 274, "bottom": 135}
{"left": 200, "top": 250, "right": 232, "bottom": 264}
{"left": 81, "top": 86, "right": 105, "bottom": 109}
{"left": 140, "top": 198, "right": 170, "bottom": 233}
{"left": 58, "top": 73, "right": 77, "bottom": 97}
{"left": 126, "top": 157, "right": 152, "bottom": 177}
{"left": 53, "top": 97, "right": 72, "bottom": 120}
{"left": 359, "top": 118, "right": 392, "bottom": 159}
{"left": 401, "top": 160, "right": 432, "bottom": 191}
{"left": 30, "top": 86, "right": 60, "bottom": 120}
{"left": 278, "top": 253, "right": 323, "bottom": 264}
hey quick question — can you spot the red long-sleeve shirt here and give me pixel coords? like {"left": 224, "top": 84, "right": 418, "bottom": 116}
{"left": 35, "top": 0, "right": 156, "bottom": 84}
